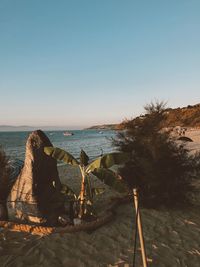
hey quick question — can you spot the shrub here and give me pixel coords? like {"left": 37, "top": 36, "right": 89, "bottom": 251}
{"left": 115, "top": 101, "right": 200, "bottom": 208}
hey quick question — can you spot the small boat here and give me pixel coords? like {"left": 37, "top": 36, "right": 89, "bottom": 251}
{"left": 63, "top": 131, "right": 74, "bottom": 136}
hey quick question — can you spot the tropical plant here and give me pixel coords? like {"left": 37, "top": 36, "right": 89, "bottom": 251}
{"left": 115, "top": 101, "right": 200, "bottom": 208}
{"left": 44, "top": 147, "right": 129, "bottom": 219}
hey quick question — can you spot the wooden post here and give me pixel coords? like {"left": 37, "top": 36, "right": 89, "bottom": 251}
{"left": 133, "top": 188, "right": 148, "bottom": 267}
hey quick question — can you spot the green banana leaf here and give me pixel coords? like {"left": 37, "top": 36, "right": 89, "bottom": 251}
{"left": 80, "top": 149, "right": 89, "bottom": 166}
{"left": 44, "top": 147, "right": 79, "bottom": 166}
{"left": 92, "top": 168, "right": 128, "bottom": 193}
{"left": 86, "top": 152, "right": 129, "bottom": 173}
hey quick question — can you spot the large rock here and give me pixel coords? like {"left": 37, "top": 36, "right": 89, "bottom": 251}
{"left": 0, "top": 159, "right": 24, "bottom": 221}
{"left": 7, "top": 130, "right": 65, "bottom": 225}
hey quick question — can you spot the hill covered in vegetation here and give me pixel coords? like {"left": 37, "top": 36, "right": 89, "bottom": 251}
{"left": 119, "top": 103, "right": 200, "bottom": 129}
{"left": 87, "top": 103, "right": 200, "bottom": 130}
{"left": 85, "top": 124, "right": 119, "bottom": 130}
{"left": 163, "top": 103, "right": 200, "bottom": 127}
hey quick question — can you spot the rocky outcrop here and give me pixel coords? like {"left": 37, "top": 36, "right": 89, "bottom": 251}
{"left": 0, "top": 159, "right": 24, "bottom": 221}
{"left": 7, "top": 130, "right": 65, "bottom": 225}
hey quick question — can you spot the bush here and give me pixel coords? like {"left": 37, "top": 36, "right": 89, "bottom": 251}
{"left": 115, "top": 101, "right": 200, "bottom": 208}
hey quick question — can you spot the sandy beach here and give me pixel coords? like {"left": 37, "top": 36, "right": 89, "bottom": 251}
{"left": 1, "top": 202, "right": 200, "bottom": 267}
{"left": 1, "top": 149, "right": 200, "bottom": 267}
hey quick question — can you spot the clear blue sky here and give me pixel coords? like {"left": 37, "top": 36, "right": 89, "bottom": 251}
{"left": 0, "top": 0, "right": 200, "bottom": 128}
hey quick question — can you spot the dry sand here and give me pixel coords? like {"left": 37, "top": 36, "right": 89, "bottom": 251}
{"left": 1, "top": 129, "right": 200, "bottom": 267}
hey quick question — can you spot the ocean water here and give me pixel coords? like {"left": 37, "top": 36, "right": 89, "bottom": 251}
{"left": 0, "top": 130, "right": 117, "bottom": 162}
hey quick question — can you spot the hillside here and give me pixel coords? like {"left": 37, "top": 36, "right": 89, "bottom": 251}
{"left": 0, "top": 125, "right": 36, "bottom": 132}
{"left": 85, "top": 124, "right": 119, "bottom": 130}
{"left": 87, "top": 103, "right": 200, "bottom": 130}
{"left": 0, "top": 125, "right": 74, "bottom": 132}
{"left": 119, "top": 103, "right": 200, "bottom": 129}
{"left": 163, "top": 103, "right": 200, "bottom": 127}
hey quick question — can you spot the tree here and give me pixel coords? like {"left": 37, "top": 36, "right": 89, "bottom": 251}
{"left": 115, "top": 101, "right": 200, "bottom": 208}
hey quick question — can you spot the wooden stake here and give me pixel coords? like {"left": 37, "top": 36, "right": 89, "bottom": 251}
{"left": 133, "top": 188, "right": 148, "bottom": 267}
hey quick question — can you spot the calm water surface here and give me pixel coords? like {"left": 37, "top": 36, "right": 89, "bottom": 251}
{"left": 0, "top": 130, "right": 117, "bottom": 161}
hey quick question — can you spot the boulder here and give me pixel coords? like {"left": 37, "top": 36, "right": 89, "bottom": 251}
{"left": 7, "top": 130, "right": 65, "bottom": 225}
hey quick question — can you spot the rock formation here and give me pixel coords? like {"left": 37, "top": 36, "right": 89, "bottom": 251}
{"left": 7, "top": 130, "right": 65, "bottom": 225}
{"left": 0, "top": 148, "right": 10, "bottom": 220}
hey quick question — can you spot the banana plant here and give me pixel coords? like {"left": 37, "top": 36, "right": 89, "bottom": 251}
{"left": 44, "top": 147, "right": 129, "bottom": 219}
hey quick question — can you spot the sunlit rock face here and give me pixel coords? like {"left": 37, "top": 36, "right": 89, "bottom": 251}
{"left": 7, "top": 130, "right": 64, "bottom": 225}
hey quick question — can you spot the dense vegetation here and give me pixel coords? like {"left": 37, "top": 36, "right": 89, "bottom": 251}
{"left": 115, "top": 102, "right": 200, "bottom": 208}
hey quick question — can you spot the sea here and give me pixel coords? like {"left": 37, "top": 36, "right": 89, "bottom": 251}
{"left": 0, "top": 130, "right": 117, "bottom": 162}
